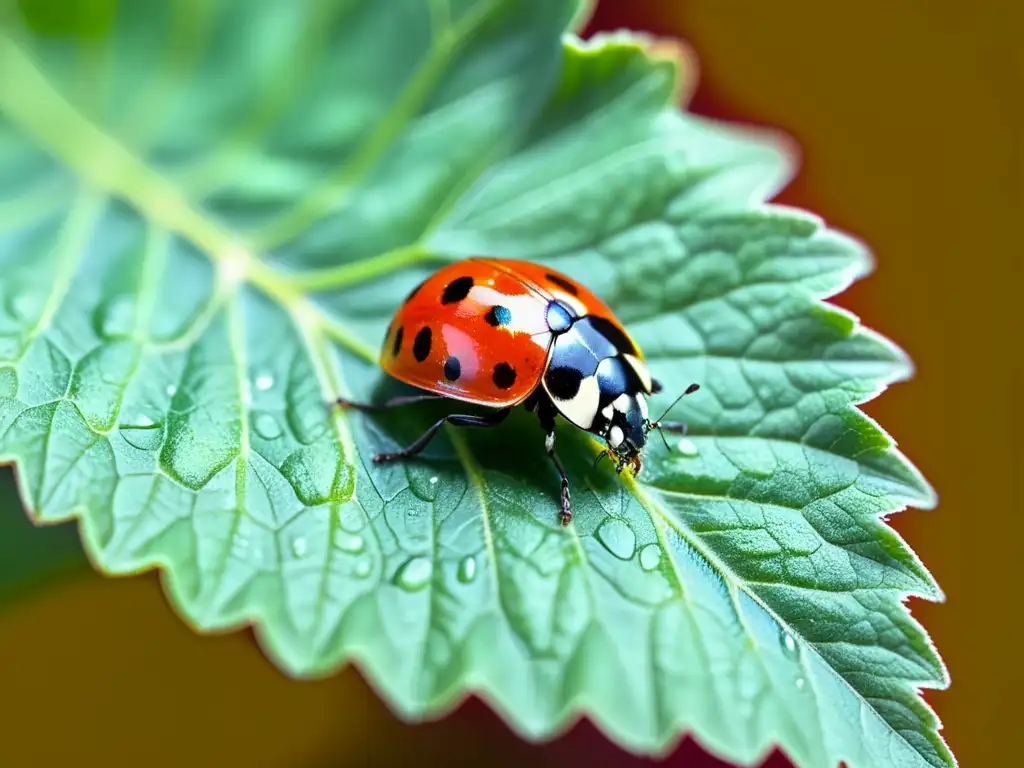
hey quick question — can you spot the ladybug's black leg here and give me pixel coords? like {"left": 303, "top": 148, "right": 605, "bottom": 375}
{"left": 336, "top": 393, "right": 446, "bottom": 412}
{"left": 372, "top": 408, "right": 511, "bottom": 464}
{"left": 544, "top": 429, "right": 573, "bottom": 526}
{"left": 534, "top": 395, "right": 573, "bottom": 526}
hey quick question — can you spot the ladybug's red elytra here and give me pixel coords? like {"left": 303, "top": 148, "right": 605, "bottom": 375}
{"left": 336, "top": 258, "right": 699, "bottom": 525}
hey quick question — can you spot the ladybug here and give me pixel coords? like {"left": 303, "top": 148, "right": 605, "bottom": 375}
{"left": 337, "top": 258, "right": 699, "bottom": 525}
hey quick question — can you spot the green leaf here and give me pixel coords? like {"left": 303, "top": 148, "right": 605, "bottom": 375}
{"left": 0, "top": 2, "right": 952, "bottom": 766}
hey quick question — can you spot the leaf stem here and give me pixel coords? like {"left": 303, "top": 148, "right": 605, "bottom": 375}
{"left": 0, "top": 34, "right": 239, "bottom": 265}
{"left": 276, "top": 242, "right": 440, "bottom": 292}
{"left": 0, "top": 32, "right": 389, "bottom": 366}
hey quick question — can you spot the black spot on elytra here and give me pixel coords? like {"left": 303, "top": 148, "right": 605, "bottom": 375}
{"left": 492, "top": 362, "right": 516, "bottom": 389}
{"left": 588, "top": 315, "right": 636, "bottom": 355}
{"left": 546, "top": 272, "right": 579, "bottom": 296}
{"left": 545, "top": 365, "right": 583, "bottom": 400}
{"left": 443, "top": 356, "right": 461, "bottom": 382}
{"left": 485, "top": 305, "right": 512, "bottom": 327}
{"left": 413, "top": 326, "right": 432, "bottom": 362}
{"left": 441, "top": 276, "right": 474, "bottom": 304}
{"left": 392, "top": 326, "right": 404, "bottom": 357}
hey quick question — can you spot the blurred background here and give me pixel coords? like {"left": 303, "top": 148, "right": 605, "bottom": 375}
{"left": 1, "top": 1, "right": 1019, "bottom": 766}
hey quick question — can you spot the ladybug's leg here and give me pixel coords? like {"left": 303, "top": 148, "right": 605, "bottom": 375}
{"left": 336, "top": 393, "right": 446, "bottom": 411}
{"left": 372, "top": 408, "right": 511, "bottom": 464}
{"left": 543, "top": 429, "right": 573, "bottom": 527}
{"left": 534, "top": 396, "right": 573, "bottom": 526}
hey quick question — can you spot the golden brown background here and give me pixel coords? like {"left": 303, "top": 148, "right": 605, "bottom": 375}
{"left": 1, "top": 1, "right": 1019, "bottom": 766}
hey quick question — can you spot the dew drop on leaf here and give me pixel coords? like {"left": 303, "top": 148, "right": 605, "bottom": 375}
{"left": 169, "top": 388, "right": 195, "bottom": 414}
{"left": 796, "top": 676, "right": 806, "bottom": 690}
{"left": 254, "top": 372, "right": 274, "bottom": 391}
{"left": 291, "top": 537, "right": 308, "bottom": 558}
{"left": 252, "top": 412, "right": 283, "bottom": 440}
{"left": 0, "top": 366, "right": 18, "bottom": 398}
{"left": 676, "top": 438, "right": 699, "bottom": 457}
{"left": 119, "top": 422, "right": 165, "bottom": 451}
{"left": 780, "top": 631, "right": 799, "bottom": 658}
{"left": 596, "top": 518, "right": 636, "bottom": 560}
{"left": 429, "top": 476, "right": 438, "bottom": 485}
{"left": 8, "top": 292, "right": 42, "bottom": 323}
{"left": 457, "top": 555, "right": 477, "bottom": 583}
{"left": 165, "top": 384, "right": 177, "bottom": 396}
{"left": 338, "top": 505, "right": 367, "bottom": 533}
{"left": 639, "top": 543, "right": 661, "bottom": 571}
{"left": 394, "top": 556, "right": 432, "bottom": 591}
{"left": 94, "top": 296, "right": 136, "bottom": 338}
{"left": 354, "top": 559, "right": 372, "bottom": 579}
{"left": 334, "top": 531, "right": 365, "bottom": 554}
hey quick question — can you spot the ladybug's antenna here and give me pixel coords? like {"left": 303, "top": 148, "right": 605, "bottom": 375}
{"left": 647, "top": 383, "right": 700, "bottom": 436}
{"left": 657, "top": 427, "right": 672, "bottom": 451}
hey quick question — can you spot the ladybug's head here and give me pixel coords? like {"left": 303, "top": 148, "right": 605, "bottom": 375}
{"left": 602, "top": 383, "right": 701, "bottom": 477}
{"left": 603, "top": 393, "right": 650, "bottom": 475}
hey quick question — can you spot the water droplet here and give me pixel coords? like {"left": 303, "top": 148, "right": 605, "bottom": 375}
{"left": 0, "top": 366, "right": 17, "bottom": 398}
{"left": 165, "top": 384, "right": 177, "bottom": 397}
{"left": 780, "top": 631, "right": 799, "bottom": 658}
{"left": 169, "top": 388, "right": 195, "bottom": 414}
{"left": 639, "top": 543, "right": 661, "bottom": 571}
{"left": 120, "top": 422, "right": 164, "bottom": 451}
{"left": 429, "top": 476, "right": 438, "bottom": 485}
{"left": 457, "top": 555, "right": 477, "bottom": 583}
{"left": 254, "top": 373, "right": 274, "bottom": 391}
{"left": 9, "top": 293, "right": 41, "bottom": 323}
{"left": 676, "top": 438, "right": 699, "bottom": 457}
{"left": 596, "top": 518, "right": 636, "bottom": 560}
{"left": 796, "top": 676, "right": 806, "bottom": 690}
{"left": 338, "top": 505, "right": 367, "bottom": 533}
{"left": 334, "top": 531, "right": 365, "bottom": 554}
{"left": 94, "top": 296, "right": 136, "bottom": 338}
{"left": 236, "top": 536, "right": 250, "bottom": 550}
{"left": 394, "top": 556, "right": 432, "bottom": 591}
{"left": 354, "top": 559, "right": 372, "bottom": 578}
{"left": 252, "top": 412, "right": 283, "bottom": 440}
{"left": 291, "top": 537, "right": 307, "bottom": 558}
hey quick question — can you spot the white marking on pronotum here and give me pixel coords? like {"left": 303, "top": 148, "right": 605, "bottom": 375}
{"left": 608, "top": 426, "right": 624, "bottom": 449}
{"left": 550, "top": 290, "right": 588, "bottom": 318}
{"left": 623, "top": 353, "right": 653, "bottom": 392}
{"left": 601, "top": 403, "right": 615, "bottom": 420}
{"left": 638, "top": 394, "right": 648, "bottom": 420}
{"left": 547, "top": 374, "right": 601, "bottom": 429}
{"left": 612, "top": 393, "right": 631, "bottom": 413}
